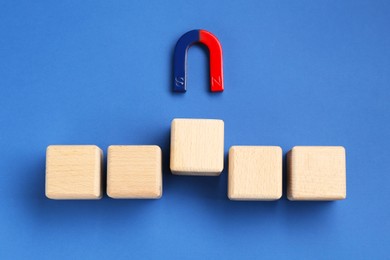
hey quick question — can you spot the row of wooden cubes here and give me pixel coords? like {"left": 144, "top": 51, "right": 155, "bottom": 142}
{"left": 46, "top": 119, "right": 346, "bottom": 200}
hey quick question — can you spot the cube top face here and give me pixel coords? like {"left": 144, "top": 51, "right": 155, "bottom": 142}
{"left": 228, "top": 146, "right": 283, "bottom": 200}
{"left": 107, "top": 145, "right": 162, "bottom": 199}
{"left": 45, "top": 145, "right": 103, "bottom": 200}
{"left": 170, "top": 118, "right": 224, "bottom": 176}
{"left": 288, "top": 146, "right": 346, "bottom": 201}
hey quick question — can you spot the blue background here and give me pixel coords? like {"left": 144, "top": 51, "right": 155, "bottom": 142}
{"left": 1, "top": 0, "right": 389, "bottom": 259}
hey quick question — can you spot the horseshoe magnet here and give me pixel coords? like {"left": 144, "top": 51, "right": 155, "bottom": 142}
{"left": 173, "top": 29, "right": 224, "bottom": 93}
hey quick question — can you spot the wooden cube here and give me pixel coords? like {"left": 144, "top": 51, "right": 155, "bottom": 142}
{"left": 287, "top": 146, "right": 346, "bottom": 201}
{"left": 170, "top": 118, "right": 224, "bottom": 176}
{"left": 228, "top": 146, "right": 283, "bottom": 200}
{"left": 46, "top": 145, "right": 103, "bottom": 200}
{"left": 107, "top": 145, "right": 162, "bottom": 199}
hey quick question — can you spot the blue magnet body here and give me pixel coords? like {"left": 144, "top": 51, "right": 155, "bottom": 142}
{"left": 173, "top": 30, "right": 200, "bottom": 92}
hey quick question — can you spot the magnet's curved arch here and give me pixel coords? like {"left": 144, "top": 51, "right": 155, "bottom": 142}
{"left": 173, "top": 30, "right": 224, "bottom": 92}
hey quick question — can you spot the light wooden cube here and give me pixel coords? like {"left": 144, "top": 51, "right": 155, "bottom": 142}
{"left": 46, "top": 145, "right": 103, "bottom": 200}
{"left": 107, "top": 145, "right": 162, "bottom": 199}
{"left": 170, "top": 118, "right": 224, "bottom": 176}
{"left": 228, "top": 146, "right": 283, "bottom": 200}
{"left": 287, "top": 146, "right": 346, "bottom": 201}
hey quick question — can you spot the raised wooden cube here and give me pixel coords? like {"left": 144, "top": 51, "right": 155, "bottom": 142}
{"left": 287, "top": 146, "right": 346, "bottom": 201}
{"left": 228, "top": 146, "right": 283, "bottom": 200}
{"left": 107, "top": 145, "right": 162, "bottom": 199}
{"left": 170, "top": 118, "right": 224, "bottom": 176}
{"left": 45, "top": 145, "right": 103, "bottom": 200}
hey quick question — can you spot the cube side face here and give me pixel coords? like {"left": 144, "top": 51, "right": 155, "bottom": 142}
{"left": 287, "top": 146, "right": 346, "bottom": 201}
{"left": 170, "top": 119, "right": 224, "bottom": 176}
{"left": 45, "top": 145, "right": 102, "bottom": 200}
{"left": 228, "top": 146, "right": 282, "bottom": 200}
{"left": 107, "top": 145, "right": 162, "bottom": 199}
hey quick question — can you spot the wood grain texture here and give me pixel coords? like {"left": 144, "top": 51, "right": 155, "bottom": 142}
{"left": 287, "top": 146, "right": 346, "bottom": 201}
{"left": 170, "top": 118, "right": 224, "bottom": 176}
{"left": 228, "top": 146, "right": 282, "bottom": 200}
{"left": 45, "top": 145, "right": 103, "bottom": 200}
{"left": 107, "top": 145, "right": 162, "bottom": 199}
